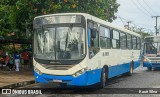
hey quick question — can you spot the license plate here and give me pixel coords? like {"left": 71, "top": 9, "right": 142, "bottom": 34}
{"left": 53, "top": 80, "right": 62, "bottom": 83}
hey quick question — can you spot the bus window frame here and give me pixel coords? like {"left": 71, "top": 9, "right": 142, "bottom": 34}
{"left": 127, "top": 34, "right": 132, "bottom": 50}
{"left": 132, "top": 35, "right": 137, "bottom": 50}
{"left": 120, "top": 31, "right": 127, "bottom": 49}
{"left": 112, "top": 29, "right": 120, "bottom": 49}
{"left": 137, "top": 37, "right": 141, "bottom": 50}
{"left": 99, "top": 25, "right": 111, "bottom": 49}
{"left": 87, "top": 20, "right": 100, "bottom": 59}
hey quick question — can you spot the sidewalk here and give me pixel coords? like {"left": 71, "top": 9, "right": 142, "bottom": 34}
{"left": 0, "top": 68, "right": 34, "bottom": 88}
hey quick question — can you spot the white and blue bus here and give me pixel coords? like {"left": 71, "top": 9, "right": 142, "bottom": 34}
{"left": 33, "top": 13, "right": 141, "bottom": 88}
{"left": 143, "top": 35, "right": 160, "bottom": 70}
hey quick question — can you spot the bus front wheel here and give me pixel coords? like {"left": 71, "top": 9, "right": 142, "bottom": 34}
{"left": 147, "top": 67, "right": 152, "bottom": 71}
{"left": 98, "top": 67, "right": 108, "bottom": 88}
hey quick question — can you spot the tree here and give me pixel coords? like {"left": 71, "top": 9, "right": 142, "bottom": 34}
{"left": 0, "top": 0, "right": 120, "bottom": 39}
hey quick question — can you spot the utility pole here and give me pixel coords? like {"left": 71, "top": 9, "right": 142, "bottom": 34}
{"left": 127, "top": 21, "right": 132, "bottom": 30}
{"left": 152, "top": 16, "right": 160, "bottom": 36}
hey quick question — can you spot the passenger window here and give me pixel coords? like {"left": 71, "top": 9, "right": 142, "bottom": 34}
{"left": 127, "top": 34, "right": 132, "bottom": 49}
{"left": 88, "top": 21, "right": 99, "bottom": 58}
{"left": 120, "top": 32, "right": 127, "bottom": 49}
{"left": 132, "top": 36, "right": 137, "bottom": 50}
{"left": 100, "top": 26, "right": 111, "bottom": 48}
{"left": 137, "top": 37, "right": 141, "bottom": 50}
{"left": 112, "top": 30, "right": 120, "bottom": 49}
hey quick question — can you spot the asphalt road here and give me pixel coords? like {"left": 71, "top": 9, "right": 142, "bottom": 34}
{"left": 1, "top": 66, "right": 160, "bottom": 97}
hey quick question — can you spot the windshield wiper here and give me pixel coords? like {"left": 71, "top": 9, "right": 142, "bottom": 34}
{"left": 65, "top": 24, "right": 73, "bottom": 52}
{"left": 65, "top": 31, "right": 69, "bottom": 52}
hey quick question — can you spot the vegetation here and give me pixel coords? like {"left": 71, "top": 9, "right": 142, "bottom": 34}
{"left": 0, "top": 0, "right": 120, "bottom": 39}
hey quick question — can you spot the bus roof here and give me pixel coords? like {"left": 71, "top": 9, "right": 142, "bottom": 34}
{"left": 34, "top": 13, "right": 141, "bottom": 37}
{"left": 145, "top": 35, "right": 160, "bottom": 38}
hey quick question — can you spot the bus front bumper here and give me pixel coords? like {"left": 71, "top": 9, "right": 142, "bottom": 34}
{"left": 143, "top": 62, "right": 160, "bottom": 67}
{"left": 34, "top": 69, "right": 102, "bottom": 86}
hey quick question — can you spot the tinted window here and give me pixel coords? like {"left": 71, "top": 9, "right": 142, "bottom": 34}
{"left": 100, "top": 26, "right": 111, "bottom": 48}
{"left": 88, "top": 21, "right": 100, "bottom": 59}
{"left": 137, "top": 37, "right": 141, "bottom": 50}
{"left": 127, "top": 34, "right": 132, "bottom": 49}
{"left": 112, "top": 30, "right": 120, "bottom": 49}
{"left": 120, "top": 32, "right": 127, "bottom": 49}
{"left": 132, "top": 36, "right": 137, "bottom": 50}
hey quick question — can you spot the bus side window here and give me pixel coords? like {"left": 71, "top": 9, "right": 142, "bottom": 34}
{"left": 112, "top": 30, "right": 120, "bottom": 49}
{"left": 127, "top": 34, "right": 132, "bottom": 49}
{"left": 90, "top": 28, "right": 99, "bottom": 47}
{"left": 137, "top": 37, "right": 140, "bottom": 50}
{"left": 88, "top": 21, "right": 99, "bottom": 58}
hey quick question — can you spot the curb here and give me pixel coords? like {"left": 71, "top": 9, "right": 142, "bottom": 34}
{"left": 0, "top": 80, "right": 35, "bottom": 89}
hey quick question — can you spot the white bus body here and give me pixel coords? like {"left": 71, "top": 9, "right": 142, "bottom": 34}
{"left": 143, "top": 35, "right": 160, "bottom": 70}
{"left": 33, "top": 13, "right": 141, "bottom": 87}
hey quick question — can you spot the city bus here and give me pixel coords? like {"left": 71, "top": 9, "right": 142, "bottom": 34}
{"left": 33, "top": 13, "right": 141, "bottom": 88}
{"left": 143, "top": 35, "right": 160, "bottom": 70}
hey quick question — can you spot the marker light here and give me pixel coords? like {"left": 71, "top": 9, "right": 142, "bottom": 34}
{"left": 35, "top": 68, "right": 42, "bottom": 75}
{"left": 143, "top": 58, "right": 150, "bottom": 62}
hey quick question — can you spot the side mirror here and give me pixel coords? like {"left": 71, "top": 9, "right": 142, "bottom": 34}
{"left": 91, "top": 29, "right": 97, "bottom": 38}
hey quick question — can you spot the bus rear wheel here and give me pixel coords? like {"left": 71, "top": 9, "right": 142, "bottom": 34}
{"left": 127, "top": 61, "right": 134, "bottom": 76}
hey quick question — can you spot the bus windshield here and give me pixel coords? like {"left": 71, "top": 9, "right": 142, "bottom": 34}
{"left": 144, "top": 37, "right": 160, "bottom": 57}
{"left": 34, "top": 26, "right": 85, "bottom": 60}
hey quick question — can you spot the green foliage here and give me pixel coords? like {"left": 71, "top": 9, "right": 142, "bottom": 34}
{"left": 141, "top": 32, "right": 150, "bottom": 42}
{"left": 136, "top": 31, "right": 151, "bottom": 42}
{"left": 0, "top": 0, "right": 119, "bottom": 38}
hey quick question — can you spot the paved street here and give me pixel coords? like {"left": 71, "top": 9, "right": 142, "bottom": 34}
{"left": 1, "top": 66, "right": 160, "bottom": 97}
{"left": 0, "top": 69, "right": 34, "bottom": 88}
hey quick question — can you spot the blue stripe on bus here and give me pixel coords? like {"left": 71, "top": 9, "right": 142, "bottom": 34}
{"left": 143, "top": 62, "right": 160, "bottom": 67}
{"left": 34, "top": 69, "right": 102, "bottom": 86}
{"left": 34, "top": 60, "right": 140, "bottom": 86}
{"left": 108, "top": 61, "right": 140, "bottom": 78}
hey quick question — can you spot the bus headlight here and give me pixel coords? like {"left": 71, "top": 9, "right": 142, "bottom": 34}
{"left": 35, "top": 68, "right": 42, "bottom": 75}
{"left": 143, "top": 58, "right": 150, "bottom": 62}
{"left": 73, "top": 68, "right": 87, "bottom": 77}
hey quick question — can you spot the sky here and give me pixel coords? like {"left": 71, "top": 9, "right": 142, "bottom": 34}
{"left": 112, "top": 0, "right": 160, "bottom": 35}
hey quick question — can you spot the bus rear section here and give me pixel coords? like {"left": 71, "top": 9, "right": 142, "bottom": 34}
{"left": 143, "top": 36, "right": 160, "bottom": 70}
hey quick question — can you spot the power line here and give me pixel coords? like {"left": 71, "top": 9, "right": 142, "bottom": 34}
{"left": 116, "top": 15, "right": 154, "bottom": 33}
{"left": 142, "top": 0, "right": 158, "bottom": 15}
{"left": 117, "top": 16, "right": 125, "bottom": 25}
{"left": 143, "top": 18, "right": 153, "bottom": 25}
{"left": 131, "top": 0, "right": 151, "bottom": 17}
{"left": 135, "top": 0, "right": 153, "bottom": 16}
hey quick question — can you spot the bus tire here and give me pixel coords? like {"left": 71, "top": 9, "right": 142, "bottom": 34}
{"left": 98, "top": 67, "right": 108, "bottom": 88}
{"left": 147, "top": 67, "right": 152, "bottom": 71}
{"left": 127, "top": 61, "right": 134, "bottom": 76}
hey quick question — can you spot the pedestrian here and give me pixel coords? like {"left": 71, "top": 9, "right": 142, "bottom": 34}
{"left": 21, "top": 49, "right": 29, "bottom": 68}
{"left": 4, "top": 55, "right": 13, "bottom": 71}
{"left": 13, "top": 51, "right": 20, "bottom": 71}
{"left": 9, "top": 56, "right": 14, "bottom": 70}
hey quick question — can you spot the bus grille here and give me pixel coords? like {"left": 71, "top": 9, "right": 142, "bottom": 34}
{"left": 148, "top": 57, "right": 160, "bottom": 63}
{"left": 148, "top": 57, "right": 160, "bottom": 60}
{"left": 42, "top": 65, "right": 74, "bottom": 70}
